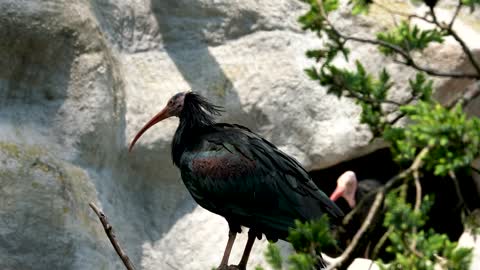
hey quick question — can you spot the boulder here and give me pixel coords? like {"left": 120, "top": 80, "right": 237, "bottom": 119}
{"left": 0, "top": 142, "right": 121, "bottom": 270}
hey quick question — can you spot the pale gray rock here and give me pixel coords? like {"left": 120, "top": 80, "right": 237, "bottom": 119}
{"left": 0, "top": 0, "right": 479, "bottom": 270}
{"left": 0, "top": 142, "right": 121, "bottom": 270}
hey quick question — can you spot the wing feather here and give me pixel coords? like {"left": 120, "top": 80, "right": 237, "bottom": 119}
{"left": 180, "top": 123, "right": 343, "bottom": 239}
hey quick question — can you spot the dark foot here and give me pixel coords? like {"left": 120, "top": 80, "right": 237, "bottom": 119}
{"left": 217, "top": 265, "right": 245, "bottom": 270}
{"left": 217, "top": 265, "right": 242, "bottom": 270}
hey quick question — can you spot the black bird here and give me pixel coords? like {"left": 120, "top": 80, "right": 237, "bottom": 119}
{"left": 129, "top": 92, "right": 343, "bottom": 269}
{"left": 329, "top": 171, "right": 384, "bottom": 260}
{"left": 329, "top": 171, "right": 381, "bottom": 210}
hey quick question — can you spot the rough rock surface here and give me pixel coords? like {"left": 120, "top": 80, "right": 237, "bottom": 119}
{"left": 0, "top": 0, "right": 478, "bottom": 270}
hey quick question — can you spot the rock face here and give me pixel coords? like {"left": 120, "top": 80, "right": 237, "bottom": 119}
{"left": 0, "top": 143, "right": 122, "bottom": 270}
{"left": 0, "top": 0, "right": 478, "bottom": 270}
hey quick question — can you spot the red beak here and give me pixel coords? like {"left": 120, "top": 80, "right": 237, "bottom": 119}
{"left": 329, "top": 185, "right": 345, "bottom": 202}
{"left": 128, "top": 107, "right": 171, "bottom": 152}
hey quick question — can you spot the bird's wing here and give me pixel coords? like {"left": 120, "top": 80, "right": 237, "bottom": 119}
{"left": 179, "top": 123, "right": 343, "bottom": 235}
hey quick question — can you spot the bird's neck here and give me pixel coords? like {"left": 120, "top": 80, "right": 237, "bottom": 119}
{"left": 171, "top": 116, "right": 212, "bottom": 166}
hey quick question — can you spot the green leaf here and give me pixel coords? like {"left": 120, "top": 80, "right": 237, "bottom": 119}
{"left": 351, "top": 0, "right": 372, "bottom": 14}
{"left": 265, "top": 243, "right": 283, "bottom": 270}
{"left": 288, "top": 253, "right": 315, "bottom": 270}
{"left": 377, "top": 21, "right": 445, "bottom": 56}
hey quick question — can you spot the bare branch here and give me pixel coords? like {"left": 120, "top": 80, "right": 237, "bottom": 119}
{"left": 316, "top": 0, "right": 480, "bottom": 79}
{"left": 449, "top": 1, "right": 463, "bottom": 29}
{"left": 372, "top": 1, "right": 434, "bottom": 24}
{"left": 394, "top": 59, "right": 479, "bottom": 79}
{"left": 410, "top": 169, "right": 422, "bottom": 252}
{"left": 462, "top": 85, "right": 480, "bottom": 108}
{"left": 371, "top": 226, "right": 393, "bottom": 260}
{"left": 430, "top": 7, "right": 480, "bottom": 76}
{"left": 413, "top": 170, "right": 422, "bottom": 213}
{"left": 472, "top": 166, "right": 480, "bottom": 175}
{"left": 448, "top": 170, "right": 466, "bottom": 210}
{"left": 328, "top": 148, "right": 430, "bottom": 269}
{"left": 445, "top": 82, "right": 480, "bottom": 109}
{"left": 89, "top": 203, "right": 137, "bottom": 270}
{"left": 326, "top": 191, "right": 385, "bottom": 270}
{"left": 446, "top": 31, "right": 480, "bottom": 77}
{"left": 344, "top": 91, "right": 403, "bottom": 106}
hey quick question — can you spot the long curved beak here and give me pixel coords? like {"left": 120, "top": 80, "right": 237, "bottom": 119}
{"left": 128, "top": 107, "right": 171, "bottom": 152}
{"left": 329, "top": 185, "right": 345, "bottom": 202}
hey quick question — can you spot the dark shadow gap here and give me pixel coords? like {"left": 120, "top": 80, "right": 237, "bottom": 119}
{"left": 310, "top": 147, "right": 479, "bottom": 243}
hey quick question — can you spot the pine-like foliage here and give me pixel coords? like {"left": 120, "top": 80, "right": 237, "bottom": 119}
{"left": 257, "top": 0, "right": 480, "bottom": 269}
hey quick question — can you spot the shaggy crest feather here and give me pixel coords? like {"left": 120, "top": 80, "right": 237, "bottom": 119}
{"left": 181, "top": 92, "right": 224, "bottom": 128}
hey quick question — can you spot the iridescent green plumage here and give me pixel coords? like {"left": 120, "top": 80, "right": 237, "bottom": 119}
{"left": 172, "top": 94, "right": 343, "bottom": 240}
{"left": 130, "top": 92, "right": 343, "bottom": 269}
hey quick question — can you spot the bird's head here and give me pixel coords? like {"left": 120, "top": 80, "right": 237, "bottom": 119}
{"left": 128, "top": 91, "right": 222, "bottom": 152}
{"left": 330, "top": 171, "right": 358, "bottom": 208}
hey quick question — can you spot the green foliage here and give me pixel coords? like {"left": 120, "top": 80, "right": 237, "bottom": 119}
{"left": 298, "top": 0, "right": 339, "bottom": 32}
{"left": 462, "top": 0, "right": 480, "bottom": 11}
{"left": 287, "top": 216, "right": 336, "bottom": 254}
{"left": 259, "top": 217, "right": 333, "bottom": 270}
{"left": 274, "top": 1, "right": 480, "bottom": 270}
{"left": 260, "top": 243, "right": 318, "bottom": 270}
{"left": 265, "top": 243, "right": 283, "bottom": 270}
{"left": 382, "top": 192, "right": 433, "bottom": 231}
{"left": 409, "top": 72, "right": 433, "bottom": 102}
{"left": 377, "top": 21, "right": 446, "bottom": 56}
{"left": 287, "top": 253, "right": 315, "bottom": 270}
{"left": 378, "top": 192, "right": 473, "bottom": 270}
{"left": 386, "top": 102, "right": 480, "bottom": 176}
{"left": 351, "top": 0, "right": 372, "bottom": 14}
{"left": 299, "top": 0, "right": 350, "bottom": 68}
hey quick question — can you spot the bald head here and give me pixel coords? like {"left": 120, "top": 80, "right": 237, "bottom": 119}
{"left": 330, "top": 171, "right": 358, "bottom": 208}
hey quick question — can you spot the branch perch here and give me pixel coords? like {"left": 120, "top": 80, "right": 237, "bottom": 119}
{"left": 89, "top": 202, "right": 137, "bottom": 270}
{"left": 327, "top": 148, "right": 429, "bottom": 270}
{"left": 314, "top": 0, "right": 480, "bottom": 79}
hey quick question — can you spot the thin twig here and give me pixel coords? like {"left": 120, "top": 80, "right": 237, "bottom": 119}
{"left": 410, "top": 169, "right": 422, "bottom": 252}
{"left": 394, "top": 59, "right": 479, "bottom": 79}
{"left": 327, "top": 148, "right": 430, "bottom": 270}
{"left": 462, "top": 84, "right": 480, "bottom": 108}
{"left": 345, "top": 91, "right": 403, "bottom": 106}
{"left": 372, "top": 1, "right": 434, "bottom": 23}
{"left": 89, "top": 203, "right": 137, "bottom": 270}
{"left": 448, "top": 170, "right": 466, "bottom": 210}
{"left": 472, "top": 166, "right": 480, "bottom": 175}
{"left": 430, "top": 7, "right": 480, "bottom": 76}
{"left": 315, "top": 0, "right": 480, "bottom": 79}
{"left": 445, "top": 29, "right": 480, "bottom": 77}
{"left": 449, "top": 1, "right": 463, "bottom": 29}
{"left": 403, "top": 236, "right": 424, "bottom": 257}
{"left": 326, "top": 191, "right": 385, "bottom": 270}
{"left": 413, "top": 170, "right": 422, "bottom": 213}
{"left": 371, "top": 226, "right": 393, "bottom": 260}
{"left": 445, "top": 82, "right": 480, "bottom": 109}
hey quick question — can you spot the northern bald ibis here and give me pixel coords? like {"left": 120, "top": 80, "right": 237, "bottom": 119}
{"left": 329, "top": 171, "right": 383, "bottom": 260}
{"left": 129, "top": 92, "right": 343, "bottom": 270}
{"left": 330, "top": 171, "right": 381, "bottom": 209}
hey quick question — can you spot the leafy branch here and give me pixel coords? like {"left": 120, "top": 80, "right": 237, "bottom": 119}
{"left": 303, "top": 0, "right": 480, "bottom": 80}
{"left": 256, "top": 1, "right": 480, "bottom": 270}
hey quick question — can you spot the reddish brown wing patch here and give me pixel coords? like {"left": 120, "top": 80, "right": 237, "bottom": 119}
{"left": 191, "top": 155, "right": 256, "bottom": 179}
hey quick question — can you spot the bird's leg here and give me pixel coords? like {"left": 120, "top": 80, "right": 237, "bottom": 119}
{"left": 217, "top": 230, "right": 237, "bottom": 270}
{"left": 236, "top": 229, "right": 258, "bottom": 270}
